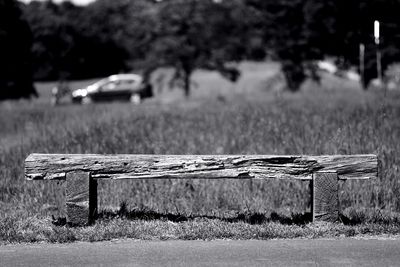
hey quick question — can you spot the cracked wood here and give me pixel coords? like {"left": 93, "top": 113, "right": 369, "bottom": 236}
{"left": 25, "top": 154, "right": 378, "bottom": 180}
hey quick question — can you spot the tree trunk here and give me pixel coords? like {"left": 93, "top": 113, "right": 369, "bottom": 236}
{"left": 183, "top": 68, "right": 191, "bottom": 98}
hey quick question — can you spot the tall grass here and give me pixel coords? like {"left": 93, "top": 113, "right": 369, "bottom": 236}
{"left": 1, "top": 63, "right": 400, "bottom": 226}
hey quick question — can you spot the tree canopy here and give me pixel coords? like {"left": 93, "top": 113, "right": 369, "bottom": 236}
{"left": 0, "top": 0, "right": 37, "bottom": 99}
{"left": 138, "top": 0, "right": 252, "bottom": 96}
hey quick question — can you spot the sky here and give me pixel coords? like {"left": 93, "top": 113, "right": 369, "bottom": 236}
{"left": 19, "top": 0, "right": 96, "bottom": 6}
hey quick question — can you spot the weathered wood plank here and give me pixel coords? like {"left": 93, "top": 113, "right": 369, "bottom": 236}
{"left": 66, "top": 171, "right": 97, "bottom": 226}
{"left": 25, "top": 154, "right": 378, "bottom": 181}
{"left": 312, "top": 172, "right": 339, "bottom": 222}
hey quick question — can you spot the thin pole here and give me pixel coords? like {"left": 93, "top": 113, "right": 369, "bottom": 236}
{"left": 359, "top": 43, "right": 365, "bottom": 88}
{"left": 376, "top": 48, "right": 383, "bottom": 86}
{"left": 374, "top": 20, "right": 383, "bottom": 88}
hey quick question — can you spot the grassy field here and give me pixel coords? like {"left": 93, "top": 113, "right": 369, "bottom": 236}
{"left": 1, "top": 61, "right": 400, "bottom": 243}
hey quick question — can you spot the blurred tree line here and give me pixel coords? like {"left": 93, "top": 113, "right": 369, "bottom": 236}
{"left": 2, "top": 0, "right": 400, "bottom": 99}
{"left": 0, "top": 0, "right": 37, "bottom": 99}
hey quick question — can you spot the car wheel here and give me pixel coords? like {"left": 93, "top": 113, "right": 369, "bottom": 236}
{"left": 81, "top": 97, "right": 92, "bottom": 105}
{"left": 130, "top": 93, "right": 141, "bottom": 104}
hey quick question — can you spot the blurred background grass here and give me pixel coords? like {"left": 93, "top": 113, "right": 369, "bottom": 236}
{"left": 1, "top": 62, "right": 399, "bottom": 220}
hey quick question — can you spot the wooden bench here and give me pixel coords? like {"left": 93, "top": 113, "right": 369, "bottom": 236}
{"left": 25, "top": 154, "right": 378, "bottom": 226}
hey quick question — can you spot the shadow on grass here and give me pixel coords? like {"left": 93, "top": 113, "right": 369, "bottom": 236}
{"left": 96, "top": 203, "right": 314, "bottom": 226}
{"left": 52, "top": 203, "right": 400, "bottom": 227}
{"left": 339, "top": 209, "right": 400, "bottom": 226}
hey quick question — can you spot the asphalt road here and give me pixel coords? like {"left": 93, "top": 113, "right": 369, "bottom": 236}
{"left": 1, "top": 238, "right": 400, "bottom": 266}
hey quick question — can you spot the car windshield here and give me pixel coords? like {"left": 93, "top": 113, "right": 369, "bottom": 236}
{"left": 91, "top": 75, "right": 142, "bottom": 89}
{"left": 92, "top": 78, "right": 111, "bottom": 88}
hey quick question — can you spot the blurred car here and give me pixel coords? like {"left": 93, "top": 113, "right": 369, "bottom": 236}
{"left": 71, "top": 74, "right": 153, "bottom": 104}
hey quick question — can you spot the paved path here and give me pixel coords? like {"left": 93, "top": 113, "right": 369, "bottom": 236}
{"left": 1, "top": 238, "right": 400, "bottom": 266}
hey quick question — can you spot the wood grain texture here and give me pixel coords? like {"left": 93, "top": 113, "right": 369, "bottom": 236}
{"left": 66, "top": 171, "right": 97, "bottom": 226}
{"left": 312, "top": 172, "right": 339, "bottom": 222}
{"left": 25, "top": 154, "right": 378, "bottom": 181}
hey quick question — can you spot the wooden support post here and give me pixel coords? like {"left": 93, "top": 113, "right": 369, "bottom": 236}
{"left": 66, "top": 171, "right": 97, "bottom": 226}
{"left": 312, "top": 172, "right": 339, "bottom": 222}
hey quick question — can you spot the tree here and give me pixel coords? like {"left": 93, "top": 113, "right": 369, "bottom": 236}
{"left": 333, "top": 0, "right": 400, "bottom": 88}
{"left": 247, "top": 0, "right": 400, "bottom": 90}
{"left": 0, "top": 0, "right": 37, "bottom": 99}
{"left": 24, "top": 0, "right": 130, "bottom": 81}
{"left": 140, "top": 0, "right": 251, "bottom": 97}
{"left": 24, "top": 1, "right": 76, "bottom": 80}
{"left": 246, "top": 0, "right": 337, "bottom": 91}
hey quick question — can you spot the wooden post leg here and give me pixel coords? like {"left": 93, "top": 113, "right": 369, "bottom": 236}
{"left": 66, "top": 171, "right": 97, "bottom": 226}
{"left": 312, "top": 172, "right": 339, "bottom": 222}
